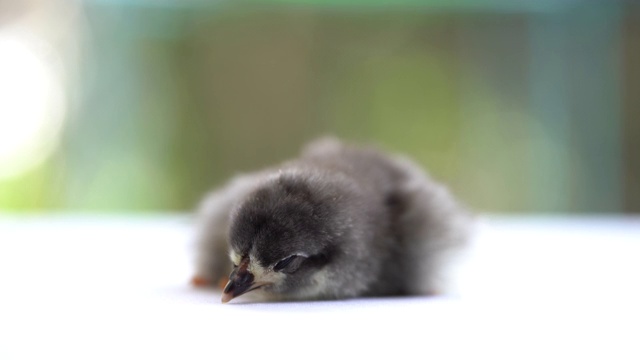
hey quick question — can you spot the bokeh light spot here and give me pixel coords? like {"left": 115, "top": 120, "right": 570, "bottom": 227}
{"left": 0, "top": 29, "right": 66, "bottom": 179}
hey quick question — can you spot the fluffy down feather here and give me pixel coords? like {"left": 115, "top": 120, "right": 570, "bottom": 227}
{"left": 193, "top": 138, "right": 471, "bottom": 302}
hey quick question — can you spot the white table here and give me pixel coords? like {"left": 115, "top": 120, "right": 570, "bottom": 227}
{"left": 1, "top": 215, "right": 639, "bottom": 359}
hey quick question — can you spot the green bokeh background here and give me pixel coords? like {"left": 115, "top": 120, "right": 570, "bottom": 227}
{"left": 1, "top": 0, "right": 638, "bottom": 213}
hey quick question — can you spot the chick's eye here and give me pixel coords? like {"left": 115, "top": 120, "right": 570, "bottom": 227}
{"left": 274, "top": 256, "right": 296, "bottom": 271}
{"left": 273, "top": 255, "right": 304, "bottom": 273}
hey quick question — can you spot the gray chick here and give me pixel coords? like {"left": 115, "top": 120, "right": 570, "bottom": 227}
{"left": 192, "top": 138, "right": 471, "bottom": 303}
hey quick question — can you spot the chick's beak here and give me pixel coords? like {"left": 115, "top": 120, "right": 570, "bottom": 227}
{"left": 222, "top": 267, "right": 255, "bottom": 303}
{"left": 222, "top": 257, "right": 268, "bottom": 303}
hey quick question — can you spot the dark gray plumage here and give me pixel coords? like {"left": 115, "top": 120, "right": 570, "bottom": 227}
{"left": 192, "top": 138, "right": 471, "bottom": 303}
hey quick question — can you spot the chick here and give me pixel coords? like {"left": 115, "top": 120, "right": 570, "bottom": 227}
{"left": 192, "top": 138, "right": 471, "bottom": 303}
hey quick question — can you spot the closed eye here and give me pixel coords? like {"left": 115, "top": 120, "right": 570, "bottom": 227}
{"left": 274, "top": 255, "right": 297, "bottom": 271}
{"left": 273, "top": 254, "right": 307, "bottom": 273}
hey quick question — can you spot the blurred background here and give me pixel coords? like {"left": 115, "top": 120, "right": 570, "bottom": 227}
{"left": 0, "top": 0, "right": 638, "bottom": 214}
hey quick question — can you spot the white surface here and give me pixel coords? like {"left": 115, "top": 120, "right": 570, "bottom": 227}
{"left": 1, "top": 215, "right": 639, "bottom": 359}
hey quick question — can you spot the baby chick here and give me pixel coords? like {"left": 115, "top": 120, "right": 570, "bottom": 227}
{"left": 192, "top": 138, "right": 471, "bottom": 303}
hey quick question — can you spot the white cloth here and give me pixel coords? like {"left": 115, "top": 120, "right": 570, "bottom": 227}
{"left": 1, "top": 215, "right": 638, "bottom": 359}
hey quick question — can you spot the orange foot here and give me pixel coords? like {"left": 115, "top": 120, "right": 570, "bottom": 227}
{"left": 190, "top": 275, "right": 211, "bottom": 288}
{"left": 191, "top": 275, "right": 229, "bottom": 290}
